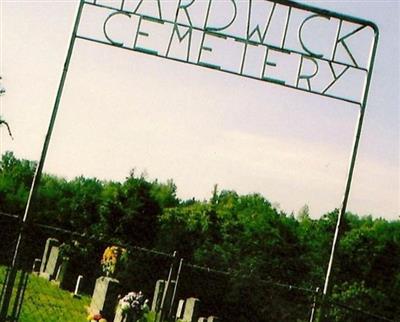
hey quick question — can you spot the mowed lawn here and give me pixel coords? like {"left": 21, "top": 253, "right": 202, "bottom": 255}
{"left": 0, "top": 266, "right": 91, "bottom": 322}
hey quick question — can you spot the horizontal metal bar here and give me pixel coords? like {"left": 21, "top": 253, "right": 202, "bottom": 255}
{"left": 83, "top": 0, "right": 378, "bottom": 34}
{"left": 328, "top": 299, "right": 394, "bottom": 322}
{"left": 277, "top": 0, "right": 379, "bottom": 33}
{"left": 184, "top": 262, "right": 317, "bottom": 294}
{"left": 0, "top": 211, "right": 19, "bottom": 219}
{"left": 83, "top": 1, "right": 369, "bottom": 74}
{"left": 34, "top": 221, "right": 175, "bottom": 258}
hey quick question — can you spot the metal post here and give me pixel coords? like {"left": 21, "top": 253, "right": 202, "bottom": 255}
{"left": 168, "top": 258, "right": 183, "bottom": 319}
{"left": 316, "top": 106, "right": 366, "bottom": 322}
{"left": 309, "top": 287, "right": 320, "bottom": 322}
{"left": 10, "top": 270, "right": 29, "bottom": 321}
{"left": 158, "top": 251, "right": 177, "bottom": 322}
{"left": 0, "top": 267, "right": 10, "bottom": 307}
{"left": 15, "top": 272, "right": 29, "bottom": 322}
{"left": 0, "top": 1, "right": 85, "bottom": 319}
{"left": 317, "top": 26, "right": 379, "bottom": 322}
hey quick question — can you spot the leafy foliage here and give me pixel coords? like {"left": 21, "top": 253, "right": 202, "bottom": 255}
{"left": 0, "top": 152, "right": 398, "bottom": 321}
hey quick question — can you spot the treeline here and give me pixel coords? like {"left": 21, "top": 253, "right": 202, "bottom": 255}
{"left": 0, "top": 151, "right": 399, "bottom": 321}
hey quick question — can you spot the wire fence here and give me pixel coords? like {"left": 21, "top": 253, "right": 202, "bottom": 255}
{"left": 323, "top": 299, "right": 395, "bottom": 322}
{"left": 0, "top": 211, "right": 395, "bottom": 322}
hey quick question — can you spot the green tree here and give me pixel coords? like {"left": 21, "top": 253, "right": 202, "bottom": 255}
{"left": 99, "top": 171, "right": 162, "bottom": 247}
{"left": 0, "top": 151, "right": 34, "bottom": 214}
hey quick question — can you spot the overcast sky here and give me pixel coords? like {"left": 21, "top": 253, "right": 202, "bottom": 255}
{"left": 0, "top": 0, "right": 399, "bottom": 219}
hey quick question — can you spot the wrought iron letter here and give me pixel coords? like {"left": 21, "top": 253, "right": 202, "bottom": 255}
{"left": 174, "top": 0, "right": 195, "bottom": 27}
{"left": 299, "top": 14, "right": 331, "bottom": 59}
{"left": 133, "top": 0, "right": 163, "bottom": 20}
{"left": 133, "top": 16, "right": 163, "bottom": 55}
{"left": 263, "top": 47, "right": 290, "bottom": 85}
{"left": 296, "top": 56, "right": 319, "bottom": 91}
{"left": 197, "top": 32, "right": 225, "bottom": 70}
{"left": 103, "top": 11, "right": 131, "bottom": 47}
{"left": 322, "top": 63, "right": 351, "bottom": 94}
{"left": 247, "top": 1, "right": 276, "bottom": 44}
{"left": 82, "top": 0, "right": 378, "bottom": 104}
{"left": 205, "top": 0, "right": 237, "bottom": 32}
{"left": 166, "top": 25, "right": 193, "bottom": 62}
{"left": 333, "top": 24, "right": 366, "bottom": 68}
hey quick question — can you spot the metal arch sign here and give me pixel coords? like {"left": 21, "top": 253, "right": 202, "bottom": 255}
{"left": 76, "top": 0, "right": 379, "bottom": 106}
{"left": 1, "top": 1, "right": 379, "bottom": 321}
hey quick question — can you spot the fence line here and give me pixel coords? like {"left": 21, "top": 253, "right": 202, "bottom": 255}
{"left": 0, "top": 211, "right": 395, "bottom": 322}
{"left": 0, "top": 211, "right": 19, "bottom": 219}
{"left": 327, "top": 299, "right": 394, "bottom": 322}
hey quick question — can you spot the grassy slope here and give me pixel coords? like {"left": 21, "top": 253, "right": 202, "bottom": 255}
{"left": 0, "top": 266, "right": 159, "bottom": 322}
{"left": 0, "top": 266, "right": 90, "bottom": 321}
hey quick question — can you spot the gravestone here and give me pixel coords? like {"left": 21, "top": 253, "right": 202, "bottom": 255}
{"left": 73, "top": 275, "right": 83, "bottom": 297}
{"left": 151, "top": 280, "right": 166, "bottom": 312}
{"left": 40, "top": 238, "right": 59, "bottom": 279}
{"left": 45, "top": 245, "right": 61, "bottom": 280}
{"left": 183, "top": 297, "right": 200, "bottom": 322}
{"left": 55, "top": 257, "right": 69, "bottom": 286}
{"left": 90, "top": 276, "right": 121, "bottom": 321}
{"left": 32, "top": 258, "right": 41, "bottom": 274}
{"left": 176, "top": 299, "right": 185, "bottom": 319}
{"left": 113, "top": 305, "right": 124, "bottom": 322}
{"left": 198, "top": 318, "right": 207, "bottom": 322}
{"left": 113, "top": 307, "right": 139, "bottom": 322}
{"left": 207, "top": 316, "right": 220, "bottom": 322}
{"left": 151, "top": 279, "right": 176, "bottom": 316}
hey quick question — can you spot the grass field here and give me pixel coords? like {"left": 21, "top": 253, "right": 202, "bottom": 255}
{"left": 0, "top": 266, "right": 91, "bottom": 321}
{"left": 0, "top": 266, "right": 162, "bottom": 322}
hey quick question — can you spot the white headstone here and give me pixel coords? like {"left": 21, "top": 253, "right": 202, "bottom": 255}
{"left": 44, "top": 244, "right": 61, "bottom": 280}
{"left": 176, "top": 299, "right": 185, "bottom": 319}
{"left": 183, "top": 297, "right": 200, "bottom": 322}
{"left": 74, "top": 275, "right": 83, "bottom": 296}
{"left": 207, "top": 316, "right": 220, "bottom": 322}
{"left": 40, "top": 238, "right": 59, "bottom": 279}
{"left": 90, "top": 276, "right": 121, "bottom": 321}
{"left": 32, "top": 258, "right": 41, "bottom": 273}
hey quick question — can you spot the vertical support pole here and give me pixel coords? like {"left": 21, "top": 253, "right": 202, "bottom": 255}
{"left": 317, "top": 26, "right": 379, "bottom": 322}
{"left": 158, "top": 251, "right": 177, "bottom": 322}
{"left": 0, "top": 1, "right": 85, "bottom": 319}
{"left": 11, "top": 270, "right": 29, "bottom": 321}
{"left": 168, "top": 258, "right": 183, "bottom": 319}
{"left": 0, "top": 267, "right": 10, "bottom": 307}
{"left": 309, "top": 287, "right": 320, "bottom": 322}
{"left": 317, "top": 106, "right": 365, "bottom": 322}
{"left": 15, "top": 272, "right": 29, "bottom": 322}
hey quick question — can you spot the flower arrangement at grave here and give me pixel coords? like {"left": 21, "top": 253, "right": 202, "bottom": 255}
{"left": 86, "top": 312, "right": 107, "bottom": 322}
{"left": 117, "top": 291, "right": 149, "bottom": 321}
{"left": 101, "top": 246, "right": 127, "bottom": 278}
